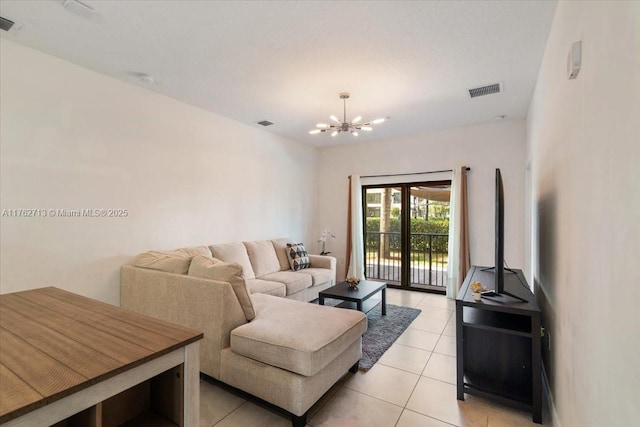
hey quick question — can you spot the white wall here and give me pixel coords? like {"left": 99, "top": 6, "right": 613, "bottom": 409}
{"left": 527, "top": 2, "right": 640, "bottom": 426}
{"left": 0, "top": 39, "right": 317, "bottom": 305}
{"left": 315, "top": 119, "right": 527, "bottom": 280}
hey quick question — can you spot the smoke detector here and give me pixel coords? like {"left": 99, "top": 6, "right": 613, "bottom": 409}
{"left": 134, "top": 72, "right": 155, "bottom": 84}
{"left": 63, "top": 0, "right": 96, "bottom": 19}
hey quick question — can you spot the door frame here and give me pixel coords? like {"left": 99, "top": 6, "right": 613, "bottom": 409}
{"left": 362, "top": 180, "right": 451, "bottom": 293}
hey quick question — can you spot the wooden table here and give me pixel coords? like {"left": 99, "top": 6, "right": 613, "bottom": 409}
{"left": 319, "top": 280, "right": 387, "bottom": 314}
{"left": 0, "top": 287, "right": 203, "bottom": 427}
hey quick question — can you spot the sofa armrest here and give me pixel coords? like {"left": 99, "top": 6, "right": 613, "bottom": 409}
{"left": 120, "top": 265, "right": 247, "bottom": 378}
{"left": 308, "top": 254, "right": 336, "bottom": 271}
{"left": 308, "top": 255, "right": 337, "bottom": 286}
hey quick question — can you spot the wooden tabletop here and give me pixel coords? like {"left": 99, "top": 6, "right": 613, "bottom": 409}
{"left": 0, "top": 287, "right": 203, "bottom": 424}
{"left": 319, "top": 280, "right": 386, "bottom": 301}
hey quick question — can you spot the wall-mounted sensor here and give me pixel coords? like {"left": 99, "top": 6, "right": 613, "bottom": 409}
{"left": 63, "top": 0, "right": 96, "bottom": 19}
{"left": 567, "top": 41, "right": 582, "bottom": 79}
{"left": 134, "top": 73, "right": 155, "bottom": 84}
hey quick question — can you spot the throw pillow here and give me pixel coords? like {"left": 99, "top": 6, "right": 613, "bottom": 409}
{"left": 271, "top": 238, "right": 294, "bottom": 271}
{"left": 286, "top": 243, "right": 310, "bottom": 271}
{"left": 188, "top": 255, "right": 255, "bottom": 321}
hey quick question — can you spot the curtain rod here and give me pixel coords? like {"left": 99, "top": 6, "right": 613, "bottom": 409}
{"left": 356, "top": 167, "right": 470, "bottom": 179}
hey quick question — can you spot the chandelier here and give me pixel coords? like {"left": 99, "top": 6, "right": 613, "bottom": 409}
{"left": 309, "top": 92, "right": 385, "bottom": 137}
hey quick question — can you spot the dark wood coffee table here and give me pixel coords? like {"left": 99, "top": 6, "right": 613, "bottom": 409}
{"left": 319, "top": 280, "right": 387, "bottom": 315}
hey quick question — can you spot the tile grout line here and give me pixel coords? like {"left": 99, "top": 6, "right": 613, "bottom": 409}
{"left": 212, "top": 400, "right": 249, "bottom": 426}
{"left": 208, "top": 290, "right": 521, "bottom": 427}
{"left": 399, "top": 303, "right": 466, "bottom": 426}
{"left": 340, "top": 380, "right": 407, "bottom": 411}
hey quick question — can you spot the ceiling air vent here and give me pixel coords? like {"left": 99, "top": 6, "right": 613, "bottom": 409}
{"left": 0, "top": 16, "right": 15, "bottom": 32}
{"left": 468, "top": 82, "right": 502, "bottom": 98}
{"left": 257, "top": 120, "right": 274, "bottom": 127}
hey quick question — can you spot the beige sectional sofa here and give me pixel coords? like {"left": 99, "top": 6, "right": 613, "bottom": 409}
{"left": 212, "top": 238, "right": 336, "bottom": 301}
{"left": 121, "top": 238, "right": 366, "bottom": 427}
{"left": 124, "top": 238, "right": 335, "bottom": 301}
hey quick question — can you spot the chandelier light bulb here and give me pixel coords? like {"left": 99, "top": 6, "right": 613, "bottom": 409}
{"left": 316, "top": 123, "right": 329, "bottom": 128}
{"left": 309, "top": 129, "right": 321, "bottom": 134}
{"left": 330, "top": 115, "right": 341, "bottom": 124}
{"left": 361, "top": 126, "right": 373, "bottom": 131}
{"left": 331, "top": 130, "right": 339, "bottom": 137}
{"left": 351, "top": 131, "right": 359, "bottom": 136}
{"left": 352, "top": 116, "right": 362, "bottom": 124}
{"left": 371, "top": 118, "right": 386, "bottom": 124}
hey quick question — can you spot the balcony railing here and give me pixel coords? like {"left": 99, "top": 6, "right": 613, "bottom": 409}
{"left": 365, "top": 231, "right": 449, "bottom": 289}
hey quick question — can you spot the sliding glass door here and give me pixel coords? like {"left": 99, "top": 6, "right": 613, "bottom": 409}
{"left": 363, "top": 181, "right": 451, "bottom": 292}
{"left": 364, "top": 187, "right": 402, "bottom": 284}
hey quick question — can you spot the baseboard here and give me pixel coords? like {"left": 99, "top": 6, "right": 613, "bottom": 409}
{"left": 542, "top": 366, "right": 561, "bottom": 427}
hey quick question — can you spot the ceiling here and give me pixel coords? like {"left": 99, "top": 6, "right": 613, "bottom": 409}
{"left": 0, "top": 1, "right": 557, "bottom": 147}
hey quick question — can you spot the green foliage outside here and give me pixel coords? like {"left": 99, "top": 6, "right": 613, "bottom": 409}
{"left": 365, "top": 217, "right": 449, "bottom": 253}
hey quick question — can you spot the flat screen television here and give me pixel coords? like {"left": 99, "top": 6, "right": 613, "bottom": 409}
{"left": 482, "top": 169, "right": 525, "bottom": 301}
{"left": 494, "top": 168, "right": 505, "bottom": 293}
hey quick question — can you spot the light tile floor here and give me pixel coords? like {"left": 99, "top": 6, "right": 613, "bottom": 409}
{"left": 200, "top": 288, "right": 550, "bottom": 427}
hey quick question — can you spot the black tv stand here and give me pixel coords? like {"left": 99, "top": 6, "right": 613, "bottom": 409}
{"left": 456, "top": 266, "right": 542, "bottom": 423}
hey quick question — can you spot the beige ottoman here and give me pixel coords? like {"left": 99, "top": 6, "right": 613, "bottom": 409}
{"left": 220, "top": 293, "right": 367, "bottom": 425}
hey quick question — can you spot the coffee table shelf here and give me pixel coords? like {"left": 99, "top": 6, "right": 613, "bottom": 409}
{"left": 333, "top": 295, "right": 381, "bottom": 313}
{"left": 319, "top": 280, "right": 387, "bottom": 315}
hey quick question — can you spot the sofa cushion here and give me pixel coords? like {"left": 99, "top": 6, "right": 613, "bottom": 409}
{"left": 175, "top": 246, "right": 212, "bottom": 257}
{"left": 260, "top": 271, "right": 312, "bottom": 295}
{"left": 271, "top": 238, "right": 294, "bottom": 271}
{"left": 295, "top": 268, "right": 333, "bottom": 286}
{"left": 286, "top": 243, "right": 310, "bottom": 271}
{"left": 210, "top": 242, "right": 256, "bottom": 280}
{"left": 188, "top": 255, "right": 255, "bottom": 321}
{"left": 131, "top": 250, "right": 193, "bottom": 274}
{"left": 246, "top": 279, "right": 286, "bottom": 297}
{"left": 231, "top": 294, "right": 367, "bottom": 377}
{"left": 244, "top": 240, "right": 281, "bottom": 277}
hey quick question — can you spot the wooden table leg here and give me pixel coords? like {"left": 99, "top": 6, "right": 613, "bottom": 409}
{"left": 184, "top": 341, "right": 200, "bottom": 427}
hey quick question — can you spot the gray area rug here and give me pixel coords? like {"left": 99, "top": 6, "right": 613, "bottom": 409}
{"left": 359, "top": 303, "right": 421, "bottom": 371}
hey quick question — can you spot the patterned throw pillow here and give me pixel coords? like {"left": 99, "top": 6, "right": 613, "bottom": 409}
{"left": 286, "top": 243, "right": 310, "bottom": 271}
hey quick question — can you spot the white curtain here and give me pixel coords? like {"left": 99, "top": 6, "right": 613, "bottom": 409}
{"left": 347, "top": 175, "right": 366, "bottom": 280}
{"left": 447, "top": 168, "right": 462, "bottom": 299}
